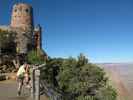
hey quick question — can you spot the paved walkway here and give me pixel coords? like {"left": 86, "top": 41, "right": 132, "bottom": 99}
{"left": 0, "top": 80, "right": 48, "bottom": 100}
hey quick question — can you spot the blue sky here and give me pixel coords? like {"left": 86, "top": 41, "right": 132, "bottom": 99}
{"left": 0, "top": 0, "right": 133, "bottom": 63}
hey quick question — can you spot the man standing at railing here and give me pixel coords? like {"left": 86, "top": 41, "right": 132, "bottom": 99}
{"left": 16, "top": 62, "right": 31, "bottom": 96}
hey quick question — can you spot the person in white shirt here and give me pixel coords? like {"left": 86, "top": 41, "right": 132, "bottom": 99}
{"left": 16, "top": 62, "right": 30, "bottom": 96}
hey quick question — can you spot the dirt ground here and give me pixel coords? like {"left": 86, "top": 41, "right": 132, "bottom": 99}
{"left": 0, "top": 80, "right": 48, "bottom": 100}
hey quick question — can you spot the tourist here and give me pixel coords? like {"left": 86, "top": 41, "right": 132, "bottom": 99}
{"left": 16, "top": 62, "right": 31, "bottom": 96}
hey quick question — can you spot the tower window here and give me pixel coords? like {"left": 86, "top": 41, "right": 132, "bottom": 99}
{"left": 14, "top": 9, "right": 17, "bottom": 12}
{"left": 25, "top": 9, "right": 29, "bottom": 13}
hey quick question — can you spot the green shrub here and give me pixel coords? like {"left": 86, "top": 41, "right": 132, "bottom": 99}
{"left": 27, "top": 50, "right": 45, "bottom": 65}
{"left": 43, "top": 54, "right": 117, "bottom": 100}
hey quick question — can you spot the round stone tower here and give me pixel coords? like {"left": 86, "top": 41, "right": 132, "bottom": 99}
{"left": 10, "top": 3, "right": 34, "bottom": 54}
{"left": 11, "top": 3, "right": 33, "bottom": 29}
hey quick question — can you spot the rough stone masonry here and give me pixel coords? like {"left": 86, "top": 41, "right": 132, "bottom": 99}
{"left": 0, "top": 3, "right": 46, "bottom": 56}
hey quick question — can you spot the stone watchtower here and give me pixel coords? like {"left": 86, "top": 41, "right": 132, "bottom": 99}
{"left": 10, "top": 3, "right": 33, "bottom": 54}
{"left": 0, "top": 3, "right": 47, "bottom": 64}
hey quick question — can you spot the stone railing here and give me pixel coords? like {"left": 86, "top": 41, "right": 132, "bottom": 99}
{"left": 0, "top": 73, "right": 16, "bottom": 80}
{"left": 30, "top": 64, "right": 45, "bottom": 100}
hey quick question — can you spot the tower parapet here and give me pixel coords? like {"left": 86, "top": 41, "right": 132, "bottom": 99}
{"left": 11, "top": 3, "right": 33, "bottom": 30}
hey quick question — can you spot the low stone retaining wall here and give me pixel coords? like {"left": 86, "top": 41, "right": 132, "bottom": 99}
{"left": 0, "top": 73, "right": 16, "bottom": 81}
{"left": 0, "top": 74, "right": 6, "bottom": 81}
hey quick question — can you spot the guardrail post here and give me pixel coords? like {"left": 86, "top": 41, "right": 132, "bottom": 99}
{"left": 31, "top": 67, "right": 35, "bottom": 100}
{"left": 35, "top": 69, "right": 40, "bottom": 100}
{"left": 30, "top": 64, "right": 45, "bottom": 100}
